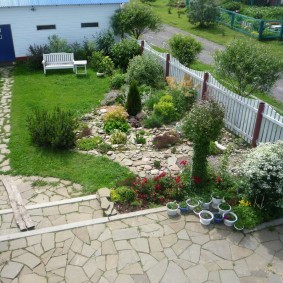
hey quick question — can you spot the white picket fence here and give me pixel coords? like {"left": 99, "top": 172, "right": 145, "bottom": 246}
{"left": 141, "top": 40, "right": 283, "bottom": 145}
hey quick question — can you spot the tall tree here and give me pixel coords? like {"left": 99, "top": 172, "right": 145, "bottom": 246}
{"left": 111, "top": 3, "right": 162, "bottom": 39}
{"left": 214, "top": 38, "right": 283, "bottom": 96}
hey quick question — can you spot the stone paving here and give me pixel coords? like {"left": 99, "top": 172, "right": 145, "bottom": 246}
{"left": 0, "top": 211, "right": 282, "bottom": 283}
{"left": 0, "top": 67, "right": 12, "bottom": 172}
{"left": 0, "top": 198, "right": 103, "bottom": 236}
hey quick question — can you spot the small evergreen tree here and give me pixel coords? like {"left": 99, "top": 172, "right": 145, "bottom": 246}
{"left": 126, "top": 80, "right": 142, "bottom": 116}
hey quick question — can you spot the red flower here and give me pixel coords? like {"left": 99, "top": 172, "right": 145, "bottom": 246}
{"left": 192, "top": 176, "right": 202, "bottom": 184}
{"left": 159, "top": 172, "right": 166, "bottom": 178}
{"left": 180, "top": 160, "right": 187, "bottom": 166}
{"left": 175, "top": 175, "right": 181, "bottom": 183}
{"left": 216, "top": 176, "right": 222, "bottom": 183}
{"left": 155, "top": 184, "right": 162, "bottom": 190}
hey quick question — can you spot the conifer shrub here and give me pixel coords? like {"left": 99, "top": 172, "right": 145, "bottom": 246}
{"left": 26, "top": 107, "right": 77, "bottom": 149}
{"left": 126, "top": 80, "right": 142, "bottom": 116}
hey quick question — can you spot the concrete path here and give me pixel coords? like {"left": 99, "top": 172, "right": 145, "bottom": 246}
{"left": 0, "top": 210, "right": 282, "bottom": 283}
{"left": 143, "top": 24, "right": 283, "bottom": 103}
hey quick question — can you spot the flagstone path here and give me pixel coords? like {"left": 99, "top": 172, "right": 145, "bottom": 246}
{"left": 0, "top": 210, "right": 282, "bottom": 283}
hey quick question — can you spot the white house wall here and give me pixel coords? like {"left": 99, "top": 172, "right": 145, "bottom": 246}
{"left": 0, "top": 4, "right": 120, "bottom": 57}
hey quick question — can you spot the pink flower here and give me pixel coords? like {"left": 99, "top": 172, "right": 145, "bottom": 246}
{"left": 180, "top": 160, "right": 187, "bottom": 166}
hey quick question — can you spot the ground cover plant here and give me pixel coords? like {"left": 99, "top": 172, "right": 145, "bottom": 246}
{"left": 10, "top": 65, "right": 131, "bottom": 193}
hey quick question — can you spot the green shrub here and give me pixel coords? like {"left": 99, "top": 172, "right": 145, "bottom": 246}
{"left": 182, "top": 100, "right": 224, "bottom": 184}
{"left": 95, "top": 30, "right": 115, "bottom": 56}
{"left": 110, "top": 73, "right": 126, "bottom": 89}
{"left": 110, "top": 39, "right": 141, "bottom": 71}
{"left": 110, "top": 130, "right": 127, "bottom": 144}
{"left": 75, "top": 39, "right": 96, "bottom": 60}
{"left": 188, "top": 0, "right": 220, "bottom": 27}
{"left": 126, "top": 54, "right": 164, "bottom": 88}
{"left": 48, "top": 35, "right": 71, "bottom": 53}
{"left": 222, "top": 2, "right": 241, "bottom": 12}
{"left": 143, "top": 114, "right": 163, "bottom": 128}
{"left": 233, "top": 206, "right": 262, "bottom": 229}
{"left": 110, "top": 187, "right": 137, "bottom": 203}
{"left": 26, "top": 107, "right": 77, "bottom": 149}
{"left": 240, "top": 141, "right": 283, "bottom": 213}
{"left": 169, "top": 88, "right": 196, "bottom": 118}
{"left": 153, "top": 94, "right": 176, "bottom": 123}
{"left": 144, "top": 90, "right": 165, "bottom": 111}
{"left": 27, "top": 44, "right": 50, "bottom": 70}
{"left": 135, "top": 133, "right": 146, "bottom": 144}
{"left": 96, "top": 142, "right": 113, "bottom": 154}
{"left": 76, "top": 136, "right": 103, "bottom": 151}
{"left": 89, "top": 52, "right": 114, "bottom": 74}
{"left": 126, "top": 80, "right": 142, "bottom": 116}
{"left": 168, "top": 34, "right": 202, "bottom": 67}
{"left": 103, "top": 120, "right": 130, "bottom": 134}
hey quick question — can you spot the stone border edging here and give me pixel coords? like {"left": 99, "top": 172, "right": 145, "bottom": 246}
{"left": 243, "top": 217, "right": 283, "bottom": 234}
{"left": 0, "top": 206, "right": 167, "bottom": 242}
{"left": 0, "top": 194, "right": 97, "bottom": 215}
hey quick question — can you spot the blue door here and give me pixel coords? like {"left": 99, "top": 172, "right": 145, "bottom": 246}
{"left": 0, "top": 25, "right": 16, "bottom": 63}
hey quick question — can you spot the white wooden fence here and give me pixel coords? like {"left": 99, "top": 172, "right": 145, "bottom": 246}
{"left": 141, "top": 40, "right": 283, "bottom": 145}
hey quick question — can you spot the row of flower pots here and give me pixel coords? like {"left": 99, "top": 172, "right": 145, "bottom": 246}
{"left": 166, "top": 197, "right": 243, "bottom": 230}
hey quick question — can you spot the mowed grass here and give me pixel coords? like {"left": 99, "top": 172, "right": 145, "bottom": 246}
{"left": 9, "top": 65, "right": 131, "bottom": 193}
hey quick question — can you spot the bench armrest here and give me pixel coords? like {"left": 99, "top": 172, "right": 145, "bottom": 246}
{"left": 42, "top": 60, "right": 45, "bottom": 65}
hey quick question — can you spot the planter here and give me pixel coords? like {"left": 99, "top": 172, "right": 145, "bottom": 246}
{"left": 199, "top": 210, "right": 214, "bottom": 225}
{"left": 178, "top": 203, "right": 189, "bottom": 214}
{"left": 97, "top": 72, "right": 105, "bottom": 77}
{"left": 214, "top": 213, "right": 224, "bottom": 224}
{"left": 186, "top": 198, "right": 199, "bottom": 210}
{"left": 200, "top": 198, "right": 212, "bottom": 210}
{"left": 167, "top": 202, "right": 179, "bottom": 217}
{"left": 193, "top": 205, "right": 202, "bottom": 216}
{"left": 211, "top": 194, "right": 224, "bottom": 209}
{"left": 218, "top": 202, "right": 231, "bottom": 215}
{"left": 234, "top": 221, "right": 244, "bottom": 231}
{"left": 223, "top": 211, "right": 238, "bottom": 227}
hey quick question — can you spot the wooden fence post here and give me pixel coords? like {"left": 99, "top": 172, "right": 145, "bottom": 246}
{"left": 141, "top": 40, "right": 144, "bottom": 54}
{"left": 251, "top": 102, "right": 265, "bottom": 147}
{"left": 201, "top": 72, "right": 209, "bottom": 100}
{"left": 165, "top": 54, "right": 170, "bottom": 79}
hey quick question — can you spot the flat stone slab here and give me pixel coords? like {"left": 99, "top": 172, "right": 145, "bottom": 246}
{"left": 97, "top": 188, "right": 111, "bottom": 199}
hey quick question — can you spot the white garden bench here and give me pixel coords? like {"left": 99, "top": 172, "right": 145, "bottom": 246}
{"left": 42, "top": 53, "right": 75, "bottom": 74}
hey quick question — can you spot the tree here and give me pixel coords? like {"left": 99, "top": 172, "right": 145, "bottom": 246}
{"left": 168, "top": 34, "right": 202, "bottom": 67}
{"left": 182, "top": 100, "right": 224, "bottom": 185}
{"left": 126, "top": 80, "right": 142, "bottom": 116}
{"left": 111, "top": 3, "right": 162, "bottom": 39}
{"left": 188, "top": 0, "right": 219, "bottom": 27}
{"left": 214, "top": 38, "right": 283, "bottom": 96}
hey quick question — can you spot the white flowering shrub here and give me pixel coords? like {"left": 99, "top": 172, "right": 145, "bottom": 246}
{"left": 240, "top": 141, "right": 283, "bottom": 212}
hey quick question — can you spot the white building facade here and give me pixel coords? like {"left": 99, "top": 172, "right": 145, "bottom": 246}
{"left": 0, "top": 0, "right": 127, "bottom": 62}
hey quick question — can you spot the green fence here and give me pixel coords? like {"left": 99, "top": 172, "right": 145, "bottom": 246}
{"left": 218, "top": 8, "right": 283, "bottom": 39}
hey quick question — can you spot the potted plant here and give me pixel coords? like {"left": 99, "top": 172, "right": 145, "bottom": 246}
{"left": 167, "top": 201, "right": 179, "bottom": 217}
{"left": 179, "top": 201, "right": 189, "bottom": 214}
{"left": 223, "top": 211, "right": 238, "bottom": 227}
{"left": 193, "top": 205, "right": 202, "bottom": 216}
{"left": 186, "top": 197, "right": 199, "bottom": 210}
{"left": 199, "top": 210, "right": 214, "bottom": 225}
{"left": 214, "top": 213, "right": 224, "bottom": 224}
{"left": 234, "top": 219, "right": 244, "bottom": 231}
{"left": 211, "top": 190, "right": 225, "bottom": 208}
{"left": 199, "top": 195, "right": 212, "bottom": 209}
{"left": 218, "top": 202, "right": 231, "bottom": 215}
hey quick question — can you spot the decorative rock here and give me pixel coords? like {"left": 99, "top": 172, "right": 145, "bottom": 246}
{"left": 104, "top": 202, "right": 114, "bottom": 217}
{"left": 100, "top": 197, "right": 110, "bottom": 210}
{"left": 97, "top": 188, "right": 111, "bottom": 199}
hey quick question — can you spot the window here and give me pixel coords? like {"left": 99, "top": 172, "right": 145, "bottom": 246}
{"left": 37, "top": 25, "right": 56, "bottom": 30}
{"left": 81, "top": 22, "right": 99, "bottom": 28}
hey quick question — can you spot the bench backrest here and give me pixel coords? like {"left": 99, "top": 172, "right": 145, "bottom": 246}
{"left": 43, "top": 53, "right": 74, "bottom": 64}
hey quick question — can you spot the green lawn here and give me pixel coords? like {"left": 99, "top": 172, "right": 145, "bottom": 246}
{"left": 9, "top": 65, "right": 131, "bottom": 193}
